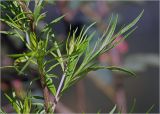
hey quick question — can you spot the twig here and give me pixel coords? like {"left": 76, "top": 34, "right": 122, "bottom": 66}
{"left": 53, "top": 74, "right": 66, "bottom": 111}
{"left": 39, "top": 71, "right": 51, "bottom": 113}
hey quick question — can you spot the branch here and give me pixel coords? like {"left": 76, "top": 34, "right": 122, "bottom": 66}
{"left": 52, "top": 74, "right": 66, "bottom": 111}
{"left": 37, "top": 66, "right": 53, "bottom": 113}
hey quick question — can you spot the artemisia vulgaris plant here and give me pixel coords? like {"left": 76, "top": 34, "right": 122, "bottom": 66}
{"left": 0, "top": 0, "right": 143, "bottom": 113}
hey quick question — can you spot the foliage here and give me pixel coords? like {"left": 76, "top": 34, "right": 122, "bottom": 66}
{"left": 0, "top": 0, "right": 144, "bottom": 113}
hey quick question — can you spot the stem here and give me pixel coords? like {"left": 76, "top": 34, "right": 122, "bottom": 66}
{"left": 39, "top": 69, "right": 52, "bottom": 113}
{"left": 53, "top": 74, "right": 65, "bottom": 111}
{"left": 37, "top": 57, "right": 54, "bottom": 113}
{"left": 17, "top": 0, "right": 51, "bottom": 113}
{"left": 56, "top": 74, "right": 65, "bottom": 98}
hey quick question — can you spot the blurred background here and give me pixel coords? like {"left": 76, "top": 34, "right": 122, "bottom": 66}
{"left": 1, "top": 0, "right": 159, "bottom": 113}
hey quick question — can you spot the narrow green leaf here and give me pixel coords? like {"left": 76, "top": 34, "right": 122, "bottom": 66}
{"left": 50, "top": 14, "right": 66, "bottom": 24}
{"left": 101, "top": 27, "right": 138, "bottom": 54}
{"left": 120, "top": 10, "right": 144, "bottom": 34}
{"left": 14, "top": 17, "right": 28, "bottom": 23}
{"left": 14, "top": 56, "right": 29, "bottom": 65}
{"left": 4, "top": 93, "right": 13, "bottom": 103}
{"left": 80, "top": 22, "right": 96, "bottom": 42}
{"left": 129, "top": 98, "right": 136, "bottom": 113}
{"left": 146, "top": 104, "right": 155, "bottom": 114}
{"left": 0, "top": 31, "right": 15, "bottom": 35}
{"left": 0, "top": 108, "right": 7, "bottom": 114}
{"left": 18, "top": 52, "right": 36, "bottom": 75}
{"left": 106, "top": 66, "right": 136, "bottom": 76}
{"left": 96, "top": 109, "right": 101, "bottom": 114}
{"left": 29, "top": 32, "right": 37, "bottom": 49}
{"left": 0, "top": 3, "right": 6, "bottom": 9}
{"left": 34, "top": 5, "right": 42, "bottom": 20}
{"left": 30, "top": 77, "right": 40, "bottom": 85}
{"left": 3, "top": 20, "right": 21, "bottom": 30}
{"left": 32, "top": 103, "right": 44, "bottom": 107}
{"left": 101, "top": 14, "right": 118, "bottom": 50}
{"left": 45, "top": 77, "right": 56, "bottom": 95}
{"left": 14, "top": 29, "right": 25, "bottom": 42}
{"left": 46, "top": 73, "right": 58, "bottom": 79}
{"left": 0, "top": 66, "right": 17, "bottom": 69}
{"left": 110, "top": 10, "right": 144, "bottom": 44}
{"left": 76, "top": 65, "right": 135, "bottom": 77}
{"left": 32, "top": 96, "right": 44, "bottom": 100}
{"left": 35, "top": 12, "right": 46, "bottom": 26}
{"left": 48, "top": 84, "right": 56, "bottom": 96}
{"left": 109, "top": 105, "right": 117, "bottom": 114}
{"left": 44, "top": 29, "right": 51, "bottom": 49}
{"left": 46, "top": 62, "right": 60, "bottom": 73}
{"left": 23, "top": 97, "right": 31, "bottom": 113}
{"left": 42, "top": 15, "right": 65, "bottom": 32}
{"left": 100, "top": 14, "right": 113, "bottom": 40}
{"left": 46, "top": 41, "right": 63, "bottom": 55}
{"left": 53, "top": 41, "right": 64, "bottom": 71}
{"left": 8, "top": 52, "right": 33, "bottom": 58}
{"left": 4, "top": 93, "right": 21, "bottom": 114}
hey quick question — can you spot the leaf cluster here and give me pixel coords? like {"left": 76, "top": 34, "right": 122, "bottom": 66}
{"left": 61, "top": 11, "right": 143, "bottom": 93}
{"left": 1, "top": 91, "right": 47, "bottom": 114}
